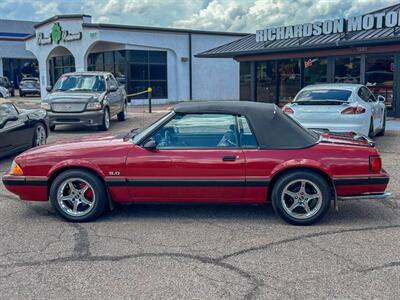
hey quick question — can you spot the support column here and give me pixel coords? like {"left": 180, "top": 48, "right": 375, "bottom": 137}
{"left": 0, "top": 57, "right": 3, "bottom": 77}
{"left": 73, "top": 52, "right": 86, "bottom": 72}
{"left": 39, "top": 60, "right": 48, "bottom": 98}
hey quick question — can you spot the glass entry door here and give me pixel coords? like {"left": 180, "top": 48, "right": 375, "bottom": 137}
{"left": 365, "top": 55, "right": 394, "bottom": 114}
{"left": 278, "top": 59, "right": 301, "bottom": 107}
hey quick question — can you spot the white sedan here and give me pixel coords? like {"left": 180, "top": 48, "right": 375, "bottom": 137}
{"left": 283, "top": 84, "right": 386, "bottom": 137}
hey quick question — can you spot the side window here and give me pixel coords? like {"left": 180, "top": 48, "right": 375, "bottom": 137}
{"left": 237, "top": 116, "right": 258, "bottom": 148}
{"left": 152, "top": 113, "right": 238, "bottom": 149}
{"left": 359, "top": 87, "right": 376, "bottom": 102}
{"left": 365, "top": 87, "right": 377, "bottom": 102}
{"left": 109, "top": 76, "right": 119, "bottom": 88}
{"left": 0, "top": 104, "right": 18, "bottom": 125}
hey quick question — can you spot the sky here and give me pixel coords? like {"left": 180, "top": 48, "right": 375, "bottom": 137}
{"left": 0, "top": 0, "right": 398, "bottom": 33}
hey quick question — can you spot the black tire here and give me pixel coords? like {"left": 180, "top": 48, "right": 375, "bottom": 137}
{"left": 32, "top": 123, "right": 47, "bottom": 147}
{"left": 50, "top": 169, "right": 107, "bottom": 222}
{"left": 271, "top": 170, "right": 331, "bottom": 225}
{"left": 117, "top": 101, "right": 127, "bottom": 121}
{"left": 368, "top": 118, "right": 374, "bottom": 138}
{"left": 11, "top": 91, "right": 15, "bottom": 97}
{"left": 49, "top": 125, "right": 56, "bottom": 132}
{"left": 98, "top": 107, "right": 110, "bottom": 131}
{"left": 376, "top": 113, "right": 386, "bottom": 137}
{"left": 20, "top": 92, "right": 24, "bottom": 97}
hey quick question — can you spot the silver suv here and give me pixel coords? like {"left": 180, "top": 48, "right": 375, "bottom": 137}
{"left": 42, "top": 72, "right": 128, "bottom": 131}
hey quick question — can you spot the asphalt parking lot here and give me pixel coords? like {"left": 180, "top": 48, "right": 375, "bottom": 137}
{"left": 1, "top": 98, "right": 400, "bottom": 299}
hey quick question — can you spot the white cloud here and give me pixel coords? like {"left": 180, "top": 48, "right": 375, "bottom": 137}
{"left": 0, "top": 0, "right": 398, "bottom": 33}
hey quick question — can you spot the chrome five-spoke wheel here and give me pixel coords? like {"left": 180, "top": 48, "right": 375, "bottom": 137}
{"left": 57, "top": 178, "right": 96, "bottom": 217}
{"left": 50, "top": 169, "right": 107, "bottom": 221}
{"left": 272, "top": 170, "right": 330, "bottom": 225}
{"left": 281, "top": 179, "right": 322, "bottom": 220}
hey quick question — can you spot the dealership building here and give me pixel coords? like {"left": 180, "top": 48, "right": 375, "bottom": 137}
{"left": 198, "top": 3, "right": 400, "bottom": 117}
{"left": 0, "top": 14, "right": 246, "bottom": 103}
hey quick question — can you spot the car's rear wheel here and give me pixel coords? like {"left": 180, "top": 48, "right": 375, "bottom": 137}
{"left": 376, "top": 113, "right": 386, "bottom": 137}
{"left": 368, "top": 118, "right": 374, "bottom": 138}
{"left": 271, "top": 170, "right": 331, "bottom": 225}
{"left": 98, "top": 108, "right": 110, "bottom": 131}
{"left": 117, "top": 101, "right": 127, "bottom": 121}
{"left": 32, "top": 123, "right": 47, "bottom": 147}
{"left": 20, "top": 92, "right": 24, "bottom": 97}
{"left": 50, "top": 169, "right": 106, "bottom": 222}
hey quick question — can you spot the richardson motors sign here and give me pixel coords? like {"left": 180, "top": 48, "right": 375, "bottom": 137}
{"left": 256, "top": 10, "right": 400, "bottom": 42}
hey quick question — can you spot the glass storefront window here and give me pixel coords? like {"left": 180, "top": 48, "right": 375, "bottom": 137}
{"left": 303, "top": 57, "right": 327, "bottom": 86}
{"left": 256, "top": 61, "right": 276, "bottom": 103}
{"left": 279, "top": 59, "right": 301, "bottom": 106}
{"left": 334, "top": 56, "right": 360, "bottom": 83}
{"left": 240, "top": 62, "right": 251, "bottom": 101}
{"left": 49, "top": 55, "right": 75, "bottom": 85}
{"left": 366, "top": 55, "right": 394, "bottom": 111}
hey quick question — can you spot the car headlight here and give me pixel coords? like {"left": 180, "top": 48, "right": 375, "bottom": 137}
{"left": 9, "top": 160, "right": 23, "bottom": 176}
{"left": 41, "top": 102, "right": 51, "bottom": 110}
{"left": 86, "top": 102, "right": 102, "bottom": 110}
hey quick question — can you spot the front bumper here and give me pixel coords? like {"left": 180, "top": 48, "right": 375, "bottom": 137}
{"left": 20, "top": 88, "right": 40, "bottom": 94}
{"left": 48, "top": 110, "right": 104, "bottom": 127}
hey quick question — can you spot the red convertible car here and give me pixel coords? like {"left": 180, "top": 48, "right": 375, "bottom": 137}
{"left": 2, "top": 101, "right": 390, "bottom": 225}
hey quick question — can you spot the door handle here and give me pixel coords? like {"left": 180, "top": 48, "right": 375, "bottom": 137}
{"left": 222, "top": 155, "right": 237, "bottom": 162}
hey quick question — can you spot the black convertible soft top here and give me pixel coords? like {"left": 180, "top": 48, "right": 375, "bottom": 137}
{"left": 174, "top": 101, "right": 319, "bottom": 149}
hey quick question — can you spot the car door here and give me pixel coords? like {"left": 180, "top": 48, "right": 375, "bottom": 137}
{"left": 105, "top": 76, "right": 120, "bottom": 116}
{"left": 125, "top": 113, "right": 246, "bottom": 202}
{"left": 0, "top": 104, "right": 30, "bottom": 155}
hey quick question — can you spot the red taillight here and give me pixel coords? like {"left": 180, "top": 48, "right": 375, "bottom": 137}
{"left": 341, "top": 106, "right": 366, "bottom": 114}
{"left": 369, "top": 155, "right": 382, "bottom": 172}
{"left": 283, "top": 106, "right": 294, "bottom": 114}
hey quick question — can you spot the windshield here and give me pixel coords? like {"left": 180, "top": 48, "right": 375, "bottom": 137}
{"left": 294, "top": 89, "right": 352, "bottom": 103}
{"left": 53, "top": 75, "right": 105, "bottom": 92}
{"left": 132, "top": 111, "right": 174, "bottom": 143}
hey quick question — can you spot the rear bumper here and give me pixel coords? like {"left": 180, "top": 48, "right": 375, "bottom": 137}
{"left": 337, "top": 192, "right": 391, "bottom": 201}
{"left": 48, "top": 110, "right": 104, "bottom": 127}
{"left": 20, "top": 88, "right": 40, "bottom": 94}
{"left": 334, "top": 171, "right": 390, "bottom": 197}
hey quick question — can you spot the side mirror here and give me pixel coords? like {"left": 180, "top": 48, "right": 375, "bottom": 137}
{"left": 46, "top": 86, "right": 52, "bottom": 92}
{"left": 109, "top": 85, "right": 118, "bottom": 92}
{"left": 143, "top": 138, "right": 157, "bottom": 150}
{"left": 377, "top": 95, "right": 385, "bottom": 102}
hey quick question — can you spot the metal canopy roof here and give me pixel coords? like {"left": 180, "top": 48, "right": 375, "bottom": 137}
{"left": 197, "top": 3, "right": 400, "bottom": 58}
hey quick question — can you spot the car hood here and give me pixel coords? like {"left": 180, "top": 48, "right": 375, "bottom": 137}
{"left": 45, "top": 91, "right": 104, "bottom": 103}
{"left": 17, "top": 133, "right": 130, "bottom": 159}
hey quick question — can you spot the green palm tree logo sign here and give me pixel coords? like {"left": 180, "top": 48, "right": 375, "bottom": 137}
{"left": 51, "top": 23, "right": 62, "bottom": 44}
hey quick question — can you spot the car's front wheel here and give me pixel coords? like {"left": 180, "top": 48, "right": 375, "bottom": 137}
{"left": 98, "top": 108, "right": 110, "bottom": 131}
{"left": 32, "top": 123, "right": 47, "bottom": 147}
{"left": 271, "top": 170, "right": 331, "bottom": 225}
{"left": 50, "top": 169, "right": 106, "bottom": 222}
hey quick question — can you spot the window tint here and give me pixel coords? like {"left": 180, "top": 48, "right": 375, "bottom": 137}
{"left": 237, "top": 116, "right": 258, "bottom": 148}
{"left": 295, "top": 89, "right": 352, "bottom": 102}
{"left": 358, "top": 87, "right": 376, "bottom": 102}
{"left": 153, "top": 114, "right": 238, "bottom": 148}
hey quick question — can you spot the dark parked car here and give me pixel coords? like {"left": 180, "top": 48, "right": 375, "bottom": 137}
{"left": 42, "top": 72, "right": 128, "bottom": 131}
{"left": 0, "top": 76, "right": 15, "bottom": 96}
{"left": 19, "top": 77, "right": 41, "bottom": 97}
{"left": 0, "top": 103, "right": 49, "bottom": 158}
